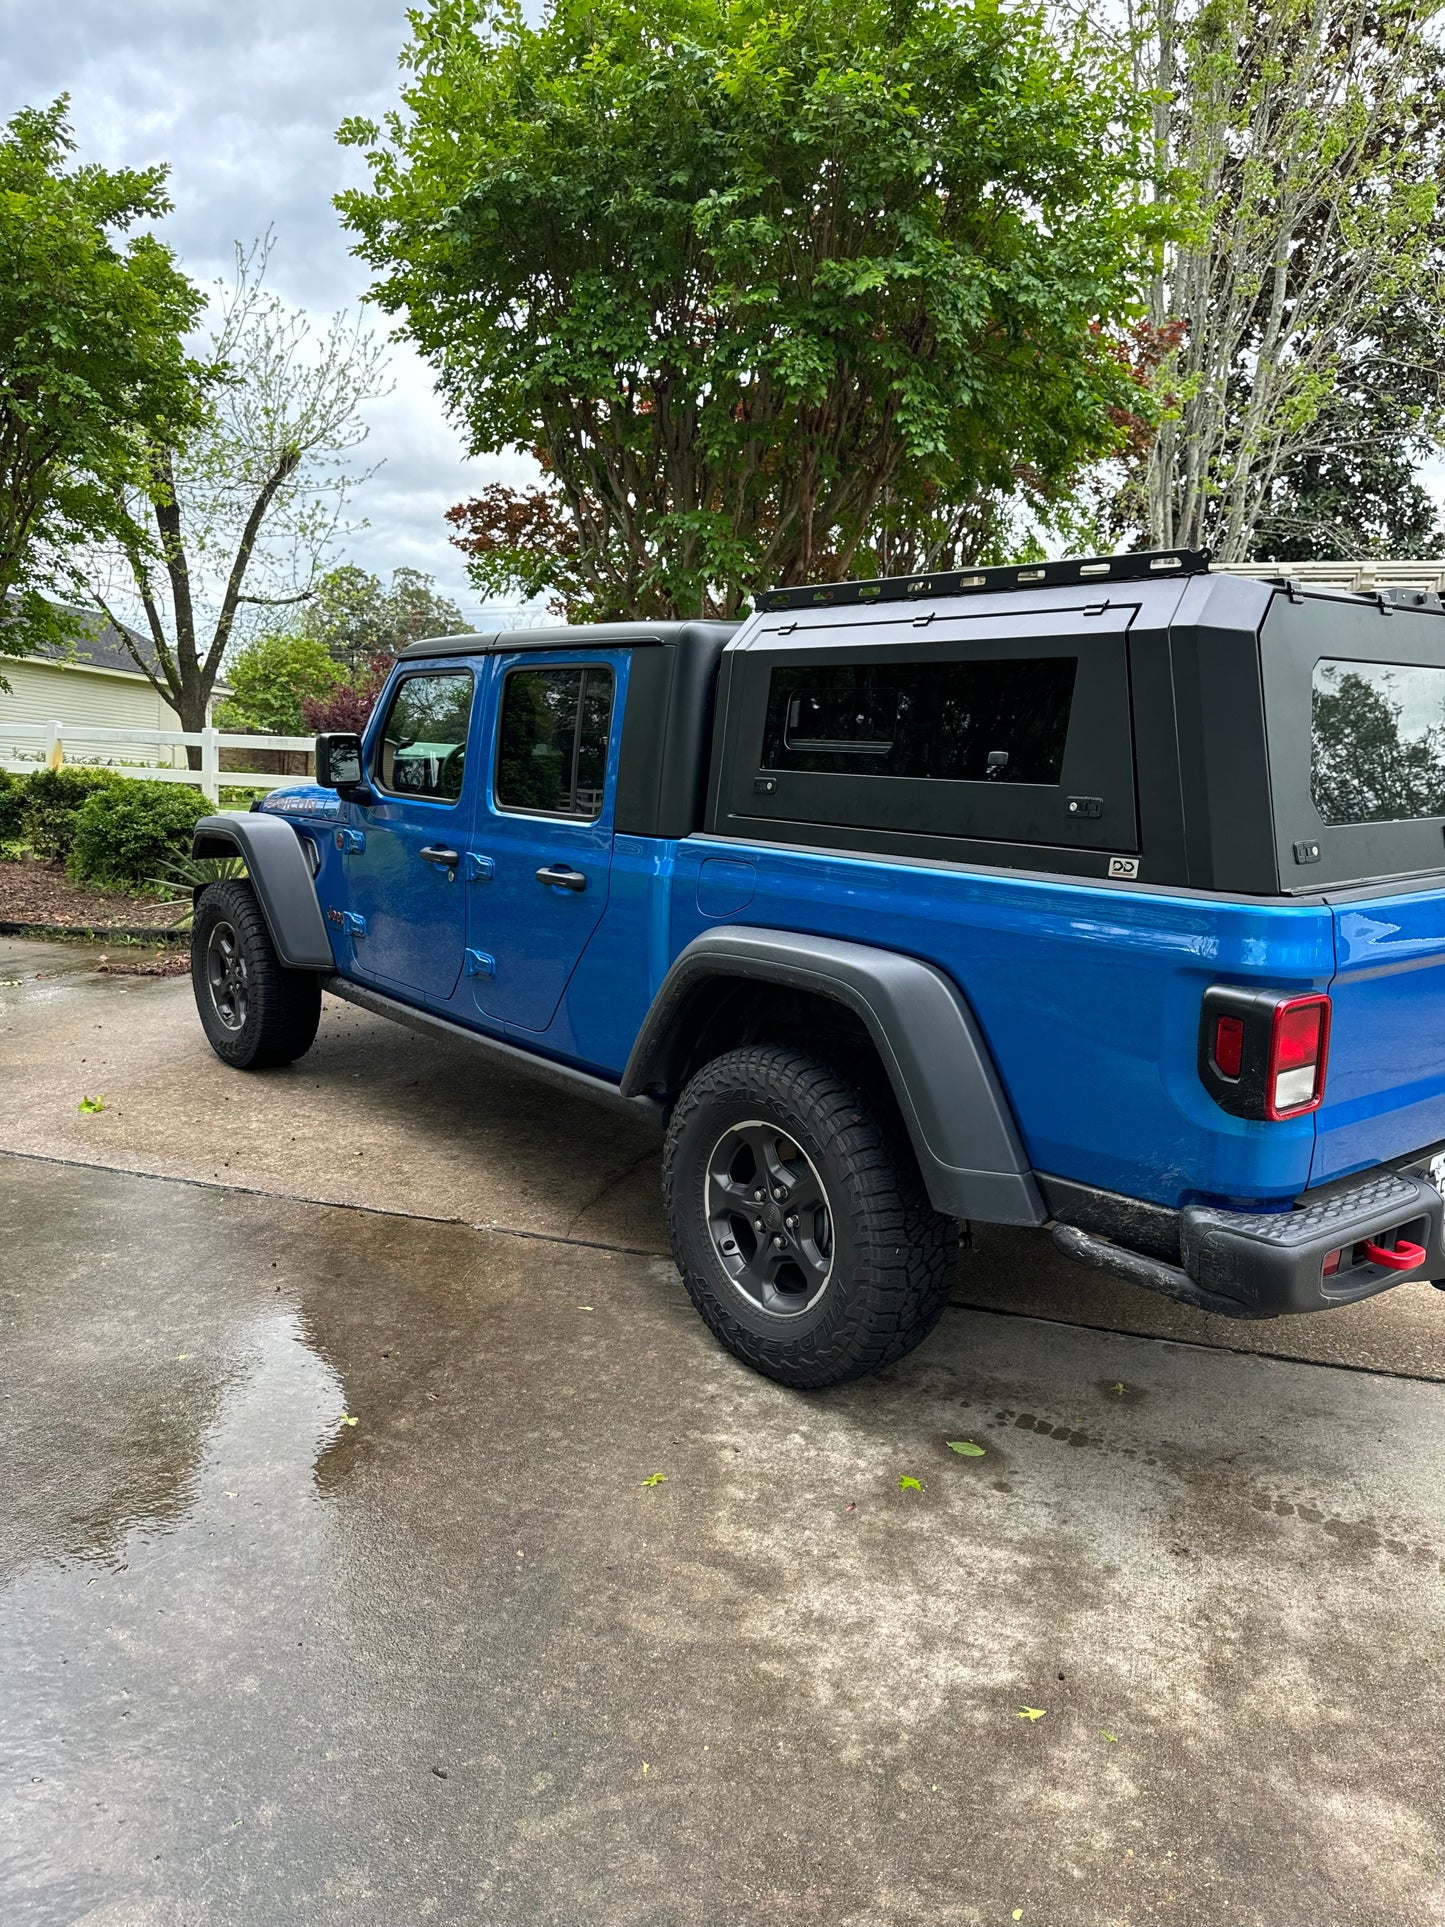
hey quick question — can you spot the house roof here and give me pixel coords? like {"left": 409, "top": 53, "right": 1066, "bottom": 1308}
{"left": 30, "top": 606, "right": 230, "bottom": 694}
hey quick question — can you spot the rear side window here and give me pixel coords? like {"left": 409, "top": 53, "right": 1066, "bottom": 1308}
{"left": 495, "top": 665, "right": 614, "bottom": 818}
{"left": 375, "top": 672, "right": 473, "bottom": 801}
{"left": 1312, "top": 658, "right": 1445, "bottom": 825}
{"left": 762, "top": 659, "right": 1077, "bottom": 784}
{"left": 716, "top": 605, "right": 1138, "bottom": 857}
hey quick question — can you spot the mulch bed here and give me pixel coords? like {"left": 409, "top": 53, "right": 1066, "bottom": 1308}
{"left": 0, "top": 856, "right": 189, "bottom": 938}
{"left": 95, "top": 951, "right": 191, "bottom": 977}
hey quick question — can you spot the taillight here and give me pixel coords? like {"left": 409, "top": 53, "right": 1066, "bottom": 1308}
{"left": 1198, "top": 986, "right": 1332, "bottom": 1121}
{"left": 1266, "top": 995, "right": 1330, "bottom": 1119}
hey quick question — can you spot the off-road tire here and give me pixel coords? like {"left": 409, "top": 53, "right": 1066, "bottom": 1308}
{"left": 191, "top": 878, "right": 321, "bottom": 1070}
{"left": 663, "top": 1045, "right": 957, "bottom": 1388}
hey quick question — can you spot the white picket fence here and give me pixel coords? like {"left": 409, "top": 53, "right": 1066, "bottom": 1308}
{"left": 0, "top": 721, "right": 312, "bottom": 806}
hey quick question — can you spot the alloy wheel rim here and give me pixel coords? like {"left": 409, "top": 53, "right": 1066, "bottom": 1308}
{"left": 205, "top": 920, "right": 249, "bottom": 1032}
{"left": 704, "top": 1119, "right": 834, "bottom": 1316}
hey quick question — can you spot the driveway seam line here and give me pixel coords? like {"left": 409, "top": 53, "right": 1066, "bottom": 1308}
{"left": 4, "top": 1146, "right": 1440, "bottom": 1383}
{"left": 0, "top": 1144, "right": 670, "bottom": 1261}
{"left": 946, "top": 1292, "right": 1445, "bottom": 1385}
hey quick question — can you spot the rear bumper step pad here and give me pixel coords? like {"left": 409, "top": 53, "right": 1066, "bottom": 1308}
{"left": 1052, "top": 1169, "right": 1445, "bottom": 1318}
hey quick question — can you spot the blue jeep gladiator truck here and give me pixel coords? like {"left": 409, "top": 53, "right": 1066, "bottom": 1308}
{"left": 188, "top": 548, "right": 1445, "bottom": 1387}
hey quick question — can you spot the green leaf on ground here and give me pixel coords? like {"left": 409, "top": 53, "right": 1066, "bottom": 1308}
{"left": 1110, "top": 1382, "right": 1126, "bottom": 1396}
{"left": 1102, "top": 1730, "right": 1118, "bottom": 1743}
{"left": 340, "top": 1413, "right": 359, "bottom": 1427}
{"left": 1017, "top": 1707, "right": 1045, "bottom": 1721}
{"left": 899, "top": 1475, "right": 922, "bottom": 1491}
{"left": 640, "top": 1473, "right": 666, "bottom": 1487}
{"left": 947, "top": 1440, "right": 986, "bottom": 1456}
{"left": 78, "top": 1095, "right": 105, "bottom": 1113}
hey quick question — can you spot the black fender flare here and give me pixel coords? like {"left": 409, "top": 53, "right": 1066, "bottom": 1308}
{"left": 621, "top": 926, "right": 1045, "bottom": 1226}
{"left": 192, "top": 814, "right": 334, "bottom": 970}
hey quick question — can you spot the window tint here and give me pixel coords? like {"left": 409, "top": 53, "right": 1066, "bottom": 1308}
{"left": 496, "top": 665, "right": 615, "bottom": 818}
{"left": 1312, "top": 659, "right": 1445, "bottom": 825}
{"left": 760, "top": 658, "right": 1077, "bottom": 784}
{"left": 376, "top": 672, "right": 473, "bottom": 801}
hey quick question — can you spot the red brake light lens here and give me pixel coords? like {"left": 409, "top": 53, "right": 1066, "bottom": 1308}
{"left": 1213, "top": 1015, "right": 1244, "bottom": 1080}
{"left": 1266, "top": 995, "right": 1330, "bottom": 1119}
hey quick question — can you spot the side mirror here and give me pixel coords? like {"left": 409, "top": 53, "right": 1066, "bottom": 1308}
{"left": 315, "top": 731, "right": 370, "bottom": 800}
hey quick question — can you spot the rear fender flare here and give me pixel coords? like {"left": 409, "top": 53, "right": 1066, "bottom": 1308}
{"left": 191, "top": 813, "right": 333, "bottom": 970}
{"left": 622, "top": 926, "right": 1045, "bottom": 1226}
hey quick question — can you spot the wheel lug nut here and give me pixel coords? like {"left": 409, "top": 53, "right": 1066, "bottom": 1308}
{"left": 754, "top": 1218, "right": 764, "bottom": 1231}
{"left": 773, "top": 1234, "right": 785, "bottom": 1249}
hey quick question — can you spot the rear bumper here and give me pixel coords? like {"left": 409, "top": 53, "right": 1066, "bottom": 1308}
{"left": 1048, "top": 1168, "right": 1445, "bottom": 1319}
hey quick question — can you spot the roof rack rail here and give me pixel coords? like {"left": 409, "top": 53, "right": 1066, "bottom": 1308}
{"left": 752, "top": 548, "right": 1212, "bottom": 614}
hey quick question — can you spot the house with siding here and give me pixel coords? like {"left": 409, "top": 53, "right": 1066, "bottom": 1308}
{"left": 0, "top": 610, "right": 225, "bottom": 772}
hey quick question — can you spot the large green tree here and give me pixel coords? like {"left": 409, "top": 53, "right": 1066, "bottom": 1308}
{"left": 0, "top": 99, "right": 203, "bottom": 667}
{"left": 338, "top": 0, "right": 1173, "bottom": 618}
{"left": 1116, "top": 0, "right": 1444, "bottom": 560}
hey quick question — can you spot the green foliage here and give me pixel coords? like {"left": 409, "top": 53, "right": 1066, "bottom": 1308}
{"left": 338, "top": 0, "right": 1174, "bottom": 617}
{"left": 1116, "top": 0, "right": 1445, "bottom": 558}
{"left": 215, "top": 631, "right": 344, "bottom": 735}
{"left": 0, "top": 770, "right": 26, "bottom": 844}
{"left": 67, "top": 780, "right": 208, "bottom": 891}
{"left": 0, "top": 98, "right": 204, "bottom": 663}
{"left": 148, "top": 850, "right": 246, "bottom": 927}
{"left": 1248, "top": 302, "right": 1445, "bottom": 562}
{"left": 21, "top": 766, "right": 121, "bottom": 860}
{"left": 300, "top": 564, "right": 472, "bottom": 671}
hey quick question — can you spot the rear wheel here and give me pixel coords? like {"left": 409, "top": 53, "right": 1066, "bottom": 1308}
{"left": 663, "top": 1045, "right": 957, "bottom": 1388}
{"left": 191, "top": 879, "right": 321, "bottom": 1070}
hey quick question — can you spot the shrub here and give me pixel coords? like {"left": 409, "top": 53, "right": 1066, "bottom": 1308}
{"left": 21, "top": 766, "right": 122, "bottom": 860}
{"left": 0, "top": 768, "right": 27, "bottom": 844}
{"left": 68, "top": 780, "right": 208, "bottom": 892}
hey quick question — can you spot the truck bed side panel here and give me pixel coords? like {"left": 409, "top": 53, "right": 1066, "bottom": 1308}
{"left": 648, "top": 840, "right": 1334, "bottom": 1209}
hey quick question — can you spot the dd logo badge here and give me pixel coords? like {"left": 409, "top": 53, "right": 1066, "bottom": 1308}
{"left": 1108, "top": 857, "right": 1141, "bottom": 880}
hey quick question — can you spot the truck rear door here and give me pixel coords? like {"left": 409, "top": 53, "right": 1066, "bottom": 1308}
{"left": 465, "top": 648, "right": 624, "bottom": 1033}
{"left": 1259, "top": 590, "right": 1445, "bottom": 1182}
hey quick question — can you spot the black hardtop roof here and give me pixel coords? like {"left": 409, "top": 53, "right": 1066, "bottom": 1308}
{"left": 396, "top": 618, "right": 739, "bottom": 660}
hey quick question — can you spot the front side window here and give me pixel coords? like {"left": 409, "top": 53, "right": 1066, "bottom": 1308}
{"left": 495, "top": 665, "right": 615, "bottom": 818}
{"left": 375, "top": 672, "right": 474, "bottom": 801}
{"left": 760, "top": 657, "right": 1077, "bottom": 784}
{"left": 1312, "top": 658, "right": 1445, "bottom": 825}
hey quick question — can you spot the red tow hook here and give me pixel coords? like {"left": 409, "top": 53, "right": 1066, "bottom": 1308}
{"left": 1364, "top": 1237, "right": 1428, "bottom": 1272}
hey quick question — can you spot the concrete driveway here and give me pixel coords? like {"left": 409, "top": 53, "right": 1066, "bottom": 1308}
{"left": 2, "top": 934, "right": 1444, "bottom": 1926}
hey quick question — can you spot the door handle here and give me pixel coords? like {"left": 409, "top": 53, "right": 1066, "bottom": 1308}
{"left": 419, "top": 845, "right": 461, "bottom": 868}
{"left": 535, "top": 864, "right": 587, "bottom": 892}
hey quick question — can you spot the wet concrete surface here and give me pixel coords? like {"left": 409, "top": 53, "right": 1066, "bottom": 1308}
{"left": 4, "top": 1153, "right": 1445, "bottom": 1925}
{"left": 3, "top": 937, "right": 1445, "bottom": 1922}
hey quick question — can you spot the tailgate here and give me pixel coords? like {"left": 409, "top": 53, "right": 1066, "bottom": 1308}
{"left": 1315, "top": 889, "right": 1445, "bottom": 1184}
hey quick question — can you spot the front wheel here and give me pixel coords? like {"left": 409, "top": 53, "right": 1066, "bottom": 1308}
{"left": 662, "top": 1045, "right": 957, "bottom": 1388}
{"left": 191, "top": 879, "right": 321, "bottom": 1070}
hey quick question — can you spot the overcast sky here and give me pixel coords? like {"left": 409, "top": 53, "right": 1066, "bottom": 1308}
{"left": 0, "top": 0, "right": 532, "bottom": 624}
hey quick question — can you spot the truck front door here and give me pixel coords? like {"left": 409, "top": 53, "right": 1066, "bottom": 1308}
{"left": 467, "top": 651, "right": 622, "bottom": 1032}
{"left": 345, "top": 667, "right": 478, "bottom": 1001}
